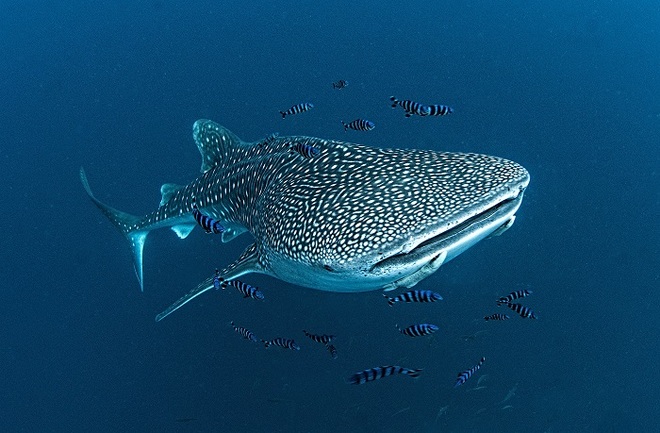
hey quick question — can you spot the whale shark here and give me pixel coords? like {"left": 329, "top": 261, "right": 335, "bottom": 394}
{"left": 80, "top": 119, "right": 530, "bottom": 320}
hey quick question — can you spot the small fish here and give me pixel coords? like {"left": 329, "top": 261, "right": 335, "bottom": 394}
{"left": 332, "top": 79, "right": 348, "bottom": 89}
{"left": 280, "top": 102, "right": 314, "bottom": 118}
{"left": 384, "top": 289, "right": 443, "bottom": 306}
{"left": 231, "top": 321, "right": 258, "bottom": 343}
{"left": 454, "top": 357, "right": 485, "bottom": 388}
{"left": 212, "top": 268, "right": 223, "bottom": 290}
{"left": 227, "top": 279, "right": 265, "bottom": 300}
{"left": 397, "top": 323, "right": 439, "bottom": 337}
{"left": 484, "top": 313, "right": 510, "bottom": 321}
{"left": 263, "top": 337, "right": 300, "bottom": 350}
{"left": 259, "top": 132, "right": 279, "bottom": 147}
{"left": 326, "top": 344, "right": 338, "bottom": 359}
{"left": 425, "top": 104, "right": 453, "bottom": 116}
{"left": 504, "top": 302, "right": 538, "bottom": 319}
{"left": 389, "top": 96, "right": 430, "bottom": 117}
{"left": 497, "top": 289, "right": 533, "bottom": 305}
{"left": 348, "top": 365, "right": 422, "bottom": 385}
{"left": 290, "top": 142, "right": 321, "bottom": 158}
{"left": 303, "top": 330, "right": 335, "bottom": 345}
{"left": 342, "top": 119, "right": 375, "bottom": 132}
{"left": 191, "top": 200, "right": 225, "bottom": 234}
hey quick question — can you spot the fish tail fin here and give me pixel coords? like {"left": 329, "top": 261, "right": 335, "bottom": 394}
{"left": 279, "top": 111, "right": 287, "bottom": 119}
{"left": 390, "top": 96, "right": 398, "bottom": 107}
{"left": 407, "top": 368, "right": 423, "bottom": 378}
{"left": 263, "top": 340, "right": 271, "bottom": 348}
{"left": 341, "top": 121, "right": 348, "bottom": 131}
{"left": 383, "top": 293, "right": 394, "bottom": 306}
{"left": 80, "top": 167, "right": 149, "bottom": 291}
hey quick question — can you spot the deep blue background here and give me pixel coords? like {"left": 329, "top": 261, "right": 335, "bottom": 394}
{"left": 1, "top": 1, "right": 658, "bottom": 432}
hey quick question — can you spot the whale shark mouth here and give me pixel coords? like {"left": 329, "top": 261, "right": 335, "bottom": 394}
{"left": 370, "top": 189, "right": 526, "bottom": 275}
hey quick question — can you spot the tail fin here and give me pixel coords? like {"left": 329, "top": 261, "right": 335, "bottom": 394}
{"left": 390, "top": 96, "right": 398, "bottom": 108}
{"left": 383, "top": 293, "right": 394, "bottom": 306}
{"left": 406, "top": 368, "right": 423, "bottom": 378}
{"left": 279, "top": 111, "right": 287, "bottom": 119}
{"left": 341, "top": 121, "right": 348, "bottom": 132}
{"left": 80, "top": 167, "right": 149, "bottom": 291}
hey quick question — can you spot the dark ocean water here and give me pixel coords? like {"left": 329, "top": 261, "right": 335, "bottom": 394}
{"left": 1, "top": 1, "right": 658, "bottom": 432}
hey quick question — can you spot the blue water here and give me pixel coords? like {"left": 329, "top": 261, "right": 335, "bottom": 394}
{"left": 1, "top": 1, "right": 658, "bottom": 432}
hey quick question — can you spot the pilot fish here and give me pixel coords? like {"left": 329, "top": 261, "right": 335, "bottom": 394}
{"left": 80, "top": 120, "right": 530, "bottom": 321}
{"left": 348, "top": 365, "right": 423, "bottom": 385}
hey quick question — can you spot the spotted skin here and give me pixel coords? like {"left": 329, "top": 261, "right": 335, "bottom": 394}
{"left": 81, "top": 120, "right": 530, "bottom": 319}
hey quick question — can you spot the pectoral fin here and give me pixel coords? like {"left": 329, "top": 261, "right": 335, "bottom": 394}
{"left": 155, "top": 243, "right": 267, "bottom": 322}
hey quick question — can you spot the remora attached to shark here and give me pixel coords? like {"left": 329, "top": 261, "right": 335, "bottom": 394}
{"left": 81, "top": 119, "right": 530, "bottom": 321}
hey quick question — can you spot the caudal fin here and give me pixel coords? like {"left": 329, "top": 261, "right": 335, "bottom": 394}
{"left": 80, "top": 167, "right": 149, "bottom": 291}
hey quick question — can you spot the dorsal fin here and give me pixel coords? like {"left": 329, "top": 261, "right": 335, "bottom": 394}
{"left": 160, "top": 183, "right": 184, "bottom": 206}
{"left": 193, "top": 119, "right": 244, "bottom": 173}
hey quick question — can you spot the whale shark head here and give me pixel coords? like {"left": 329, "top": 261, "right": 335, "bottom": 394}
{"left": 253, "top": 138, "right": 530, "bottom": 292}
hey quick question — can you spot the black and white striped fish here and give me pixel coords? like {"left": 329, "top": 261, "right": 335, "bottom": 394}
{"left": 505, "top": 302, "right": 538, "bottom": 319}
{"left": 497, "top": 289, "right": 533, "bottom": 305}
{"left": 426, "top": 104, "right": 453, "bottom": 116}
{"left": 332, "top": 79, "right": 348, "bottom": 89}
{"left": 326, "top": 344, "right": 338, "bottom": 359}
{"left": 484, "top": 313, "right": 510, "bottom": 321}
{"left": 390, "top": 96, "right": 431, "bottom": 117}
{"left": 280, "top": 102, "right": 314, "bottom": 118}
{"left": 230, "top": 321, "right": 258, "bottom": 343}
{"left": 303, "top": 330, "right": 335, "bottom": 345}
{"left": 192, "top": 200, "right": 225, "bottom": 234}
{"left": 290, "top": 142, "right": 321, "bottom": 158}
{"left": 454, "top": 357, "right": 485, "bottom": 388}
{"left": 259, "top": 132, "right": 279, "bottom": 148}
{"left": 226, "top": 279, "right": 265, "bottom": 300}
{"left": 263, "top": 337, "right": 300, "bottom": 350}
{"left": 397, "top": 323, "right": 439, "bottom": 337}
{"left": 384, "top": 289, "right": 443, "bottom": 306}
{"left": 342, "top": 119, "right": 375, "bottom": 132}
{"left": 348, "top": 365, "right": 422, "bottom": 385}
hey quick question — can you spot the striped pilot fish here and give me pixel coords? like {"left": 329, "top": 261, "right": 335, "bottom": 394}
{"left": 280, "top": 102, "right": 314, "bottom": 118}
{"left": 397, "top": 323, "right": 439, "bottom": 337}
{"left": 289, "top": 142, "right": 321, "bottom": 159}
{"left": 192, "top": 200, "right": 225, "bottom": 234}
{"left": 390, "top": 96, "right": 430, "bottom": 117}
{"left": 342, "top": 119, "right": 375, "bottom": 132}
{"left": 454, "top": 357, "right": 485, "bottom": 388}
{"left": 505, "top": 302, "right": 538, "bottom": 319}
{"left": 303, "top": 330, "right": 335, "bottom": 345}
{"left": 263, "top": 337, "right": 300, "bottom": 350}
{"left": 484, "top": 313, "right": 510, "bottom": 321}
{"left": 497, "top": 289, "right": 533, "bottom": 305}
{"left": 349, "top": 365, "right": 423, "bottom": 385}
{"left": 225, "top": 279, "right": 265, "bottom": 300}
{"left": 230, "top": 321, "right": 258, "bottom": 342}
{"left": 259, "top": 132, "right": 279, "bottom": 148}
{"left": 332, "top": 79, "right": 348, "bottom": 89}
{"left": 384, "top": 289, "right": 443, "bottom": 306}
